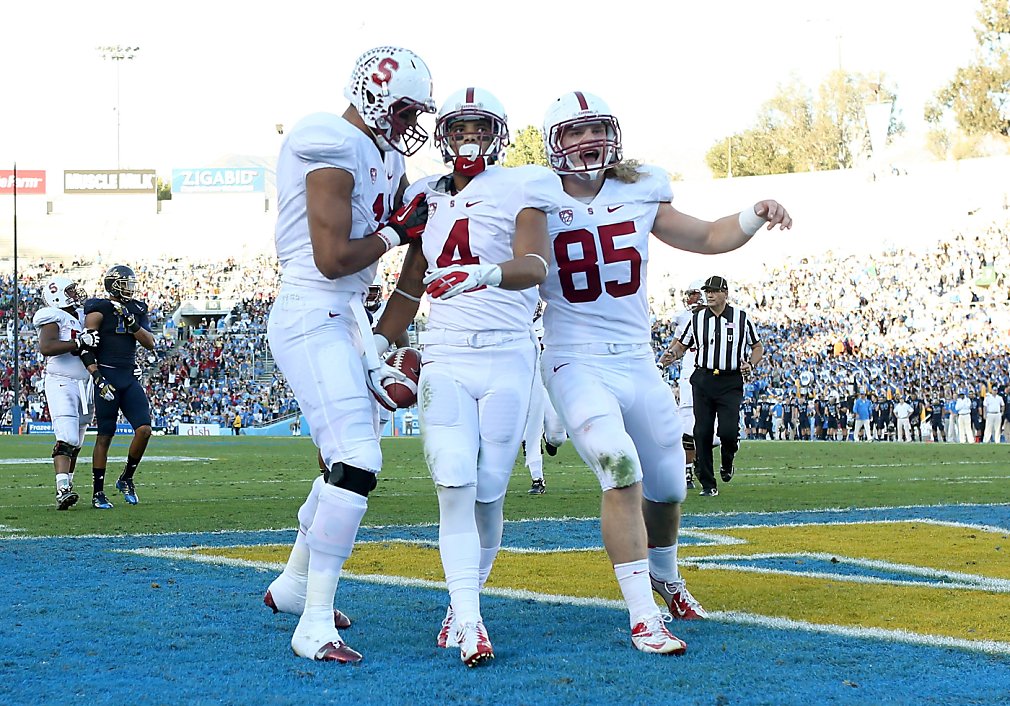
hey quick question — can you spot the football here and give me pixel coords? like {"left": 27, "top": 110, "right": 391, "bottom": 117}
{"left": 380, "top": 347, "right": 421, "bottom": 410}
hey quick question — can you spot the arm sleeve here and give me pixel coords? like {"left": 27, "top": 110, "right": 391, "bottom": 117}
{"left": 31, "top": 308, "right": 61, "bottom": 328}
{"left": 289, "top": 122, "right": 357, "bottom": 176}
{"left": 515, "top": 166, "right": 564, "bottom": 215}
{"left": 676, "top": 316, "right": 695, "bottom": 348}
{"left": 745, "top": 316, "right": 760, "bottom": 346}
{"left": 639, "top": 164, "right": 674, "bottom": 203}
{"left": 137, "top": 305, "right": 153, "bottom": 333}
{"left": 84, "top": 298, "right": 113, "bottom": 317}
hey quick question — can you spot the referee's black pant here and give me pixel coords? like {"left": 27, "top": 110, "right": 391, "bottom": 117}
{"left": 691, "top": 368, "right": 744, "bottom": 491}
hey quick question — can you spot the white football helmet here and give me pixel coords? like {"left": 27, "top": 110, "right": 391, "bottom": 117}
{"left": 343, "top": 46, "right": 436, "bottom": 156}
{"left": 683, "top": 279, "right": 705, "bottom": 310}
{"left": 42, "top": 275, "right": 86, "bottom": 309}
{"left": 542, "top": 91, "right": 622, "bottom": 178}
{"left": 434, "top": 87, "right": 509, "bottom": 177}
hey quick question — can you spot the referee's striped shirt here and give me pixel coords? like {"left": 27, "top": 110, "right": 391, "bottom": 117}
{"left": 676, "top": 305, "right": 759, "bottom": 372}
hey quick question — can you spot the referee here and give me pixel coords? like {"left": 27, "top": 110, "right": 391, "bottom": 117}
{"left": 663, "top": 275, "right": 763, "bottom": 496}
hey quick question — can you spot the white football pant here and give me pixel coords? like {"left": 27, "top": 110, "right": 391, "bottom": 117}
{"left": 44, "top": 373, "right": 94, "bottom": 446}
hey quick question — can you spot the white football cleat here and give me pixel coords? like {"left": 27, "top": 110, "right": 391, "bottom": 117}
{"left": 455, "top": 620, "right": 494, "bottom": 667}
{"left": 264, "top": 574, "right": 351, "bottom": 629}
{"left": 630, "top": 613, "right": 687, "bottom": 655}
{"left": 291, "top": 622, "right": 361, "bottom": 663}
{"left": 436, "top": 604, "right": 458, "bottom": 648}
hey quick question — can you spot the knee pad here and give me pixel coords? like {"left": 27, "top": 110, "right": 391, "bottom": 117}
{"left": 681, "top": 434, "right": 695, "bottom": 451}
{"left": 70, "top": 445, "right": 83, "bottom": 460}
{"left": 325, "top": 462, "right": 377, "bottom": 497}
{"left": 52, "top": 441, "right": 76, "bottom": 459}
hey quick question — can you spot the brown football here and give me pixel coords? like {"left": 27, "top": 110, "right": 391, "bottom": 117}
{"left": 381, "top": 347, "right": 421, "bottom": 409}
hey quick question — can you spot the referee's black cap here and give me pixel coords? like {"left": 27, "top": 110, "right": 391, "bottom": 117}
{"left": 702, "top": 275, "right": 729, "bottom": 291}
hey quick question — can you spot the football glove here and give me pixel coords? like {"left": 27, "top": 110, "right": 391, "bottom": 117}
{"left": 376, "top": 193, "right": 428, "bottom": 250}
{"left": 91, "top": 371, "right": 116, "bottom": 402}
{"left": 110, "top": 300, "right": 141, "bottom": 333}
{"left": 423, "top": 264, "right": 502, "bottom": 300}
{"left": 71, "top": 329, "right": 100, "bottom": 355}
{"left": 365, "top": 360, "right": 406, "bottom": 412}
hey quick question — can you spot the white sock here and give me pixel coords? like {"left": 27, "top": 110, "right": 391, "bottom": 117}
{"left": 648, "top": 545, "right": 679, "bottom": 582}
{"left": 301, "top": 485, "right": 367, "bottom": 627}
{"left": 437, "top": 485, "right": 480, "bottom": 623}
{"left": 56, "top": 473, "right": 71, "bottom": 491}
{"left": 614, "top": 559, "right": 657, "bottom": 625}
{"left": 529, "top": 467, "right": 544, "bottom": 482}
{"left": 475, "top": 498, "right": 504, "bottom": 590}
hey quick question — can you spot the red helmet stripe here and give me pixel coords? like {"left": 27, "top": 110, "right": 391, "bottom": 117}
{"left": 574, "top": 91, "right": 589, "bottom": 110}
{"left": 466, "top": 87, "right": 475, "bottom": 103}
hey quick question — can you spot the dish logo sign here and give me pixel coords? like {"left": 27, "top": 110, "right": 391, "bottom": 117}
{"left": 172, "top": 168, "right": 266, "bottom": 193}
{"left": 0, "top": 170, "right": 46, "bottom": 194}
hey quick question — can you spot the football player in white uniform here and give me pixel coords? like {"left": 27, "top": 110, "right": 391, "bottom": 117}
{"left": 32, "top": 276, "right": 114, "bottom": 509}
{"left": 374, "top": 86, "right": 561, "bottom": 667}
{"left": 521, "top": 301, "right": 567, "bottom": 494}
{"left": 662, "top": 281, "right": 720, "bottom": 490}
{"left": 262, "top": 46, "right": 435, "bottom": 664}
{"left": 538, "top": 91, "right": 791, "bottom": 655}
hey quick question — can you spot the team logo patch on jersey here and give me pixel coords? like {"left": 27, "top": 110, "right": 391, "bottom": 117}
{"left": 429, "top": 202, "right": 437, "bottom": 216}
{"left": 370, "top": 168, "right": 377, "bottom": 184}
{"left": 560, "top": 209, "right": 573, "bottom": 225}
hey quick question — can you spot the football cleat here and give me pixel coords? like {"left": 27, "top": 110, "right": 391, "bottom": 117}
{"left": 291, "top": 624, "right": 361, "bottom": 663}
{"left": 528, "top": 479, "right": 546, "bottom": 495}
{"left": 56, "top": 487, "right": 79, "bottom": 511}
{"left": 436, "top": 604, "right": 458, "bottom": 648}
{"left": 630, "top": 613, "right": 687, "bottom": 655}
{"left": 263, "top": 589, "right": 352, "bottom": 630}
{"left": 115, "top": 477, "right": 139, "bottom": 504}
{"left": 651, "top": 576, "right": 709, "bottom": 620}
{"left": 92, "top": 492, "right": 114, "bottom": 510}
{"left": 685, "top": 473, "right": 695, "bottom": 490}
{"left": 699, "top": 488, "right": 718, "bottom": 497}
{"left": 455, "top": 620, "right": 494, "bottom": 667}
{"left": 720, "top": 464, "right": 734, "bottom": 483}
{"left": 543, "top": 435, "right": 559, "bottom": 456}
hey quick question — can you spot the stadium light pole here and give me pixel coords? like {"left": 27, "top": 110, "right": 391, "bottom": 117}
{"left": 97, "top": 45, "right": 141, "bottom": 169}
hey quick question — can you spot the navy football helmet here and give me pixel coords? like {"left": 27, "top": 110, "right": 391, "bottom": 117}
{"left": 104, "top": 264, "right": 138, "bottom": 301}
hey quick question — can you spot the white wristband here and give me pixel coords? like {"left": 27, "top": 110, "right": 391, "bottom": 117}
{"left": 738, "top": 206, "right": 767, "bottom": 237}
{"left": 486, "top": 265, "right": 503, "bottom": 287}
{"left": 392, "top": 287, "right": 421, "bottom": 303}
{"left": 375, "top": 226, "right": 398, "bottom": 252}
{"left": 524, "top": 252, "right": 549, "bottom": 277}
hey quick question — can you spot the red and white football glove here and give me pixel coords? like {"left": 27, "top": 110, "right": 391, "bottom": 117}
{"left": 376, "top": 193, "right": 428, "bottom": 250}
{"left": 423, "top": 264, "right": 502, "bottom": 300}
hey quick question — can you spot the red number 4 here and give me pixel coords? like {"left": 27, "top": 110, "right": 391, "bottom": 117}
{"left": 553, "top": 221, "right": 641, "bottom": 303}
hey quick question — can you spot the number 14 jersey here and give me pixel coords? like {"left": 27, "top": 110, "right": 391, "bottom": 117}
{"left": 541, "top": 165, "right": 672, "bottom": 347}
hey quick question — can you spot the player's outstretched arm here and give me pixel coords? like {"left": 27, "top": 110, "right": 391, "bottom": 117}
{"left": 651, "top": 200, "right": 792, "bottom": 255}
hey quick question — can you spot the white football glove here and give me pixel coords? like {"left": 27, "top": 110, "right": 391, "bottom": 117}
{"left": 423, "top": 264, "right": 502, "bottom": 300}
{"left": 366, "top": 361, "right": 407, "bottom": 411}
{"left": 75, "top": 329, "right": 100, "bottom": 351}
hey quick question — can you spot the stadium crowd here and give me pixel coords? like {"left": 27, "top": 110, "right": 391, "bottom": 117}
{"left": 4, "top": 218, "right": 1010, "bottom": 440}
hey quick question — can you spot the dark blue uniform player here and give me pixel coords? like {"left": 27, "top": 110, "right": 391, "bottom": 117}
{"left": 83, "top": 265, "right": 156, "bottom": 509}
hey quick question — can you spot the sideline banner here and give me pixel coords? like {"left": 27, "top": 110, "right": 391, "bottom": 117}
{"left": 177, "top": 423, "right": 222, "bottom": 436}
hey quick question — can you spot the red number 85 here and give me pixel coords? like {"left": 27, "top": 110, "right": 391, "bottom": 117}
{"left": 553, "top": 221, "right": 641, "bottom": 303}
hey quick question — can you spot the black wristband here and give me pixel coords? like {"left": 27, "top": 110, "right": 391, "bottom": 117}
{"left": 126, "top": 319, "right": 142, "bottom": 334}
{"left": 80, "top": 350, "right": 97, "bottom": 368}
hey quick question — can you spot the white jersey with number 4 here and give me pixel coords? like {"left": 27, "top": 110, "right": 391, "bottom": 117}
{"left": 407, "top": 165, "right": 562, "bottom": 333}
{"left": 274, "top": 112, "right": 406, "bottom": 295}
{"left": 541, "top": 165, "right": 672, "bottom": 346}
{"left": 32, "top": 307, "right": 89, "bottom": 380}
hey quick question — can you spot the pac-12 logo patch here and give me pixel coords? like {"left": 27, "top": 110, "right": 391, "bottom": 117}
{"left": 370, "top": 168, "right": 377, "bottom": 184}
{"left": 429, "top": 202, "right": 438, "bottom": 217}
{"left": 559, "top": 209, "right": 573, "bottom": 225}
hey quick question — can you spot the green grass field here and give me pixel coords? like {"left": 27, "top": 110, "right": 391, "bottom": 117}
{"left": 2, "top": 434, "right": 1008, "bottom": 536}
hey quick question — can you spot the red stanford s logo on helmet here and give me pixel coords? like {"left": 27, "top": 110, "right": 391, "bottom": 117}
{"left": 370, "top": 57, "right": 399, "bottom": 86}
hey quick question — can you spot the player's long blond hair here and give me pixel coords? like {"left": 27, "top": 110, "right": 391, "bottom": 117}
{"left": 605, "top": 159, "right": 643, "bottom": 183}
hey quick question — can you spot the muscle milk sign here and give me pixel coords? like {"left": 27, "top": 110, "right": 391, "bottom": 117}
{"left": 0, "top": 170, "right": 46, "bottom": 194}
{"left": 64, "top": 170, "right": 156, "bottom": 194}
{"left": 172, "top": 168, "right": 266, "bottom": 193}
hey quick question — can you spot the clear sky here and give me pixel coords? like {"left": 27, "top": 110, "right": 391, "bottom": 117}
{"left": 1, "top": 0, "right": 983, "bottom": 179}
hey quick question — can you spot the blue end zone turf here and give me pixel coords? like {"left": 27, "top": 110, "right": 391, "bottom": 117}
{"left": 3, "top": 505, "right": 1010, "bottom": 705}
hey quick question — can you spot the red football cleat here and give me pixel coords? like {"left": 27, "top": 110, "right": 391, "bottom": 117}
{"left": 455, "top": 621, "right": 494, "bottom": 667}
{"left": 263, "top": 590, "right": 352, "bottom": 630}
{"left": 310, "top": 641, "right": 363, "bottom": 664}
{"left": 630, "top": 614, "right": 687, "bottom": 655}
{"left": 650, "top": 575, "right": 709, "bottom": 620}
